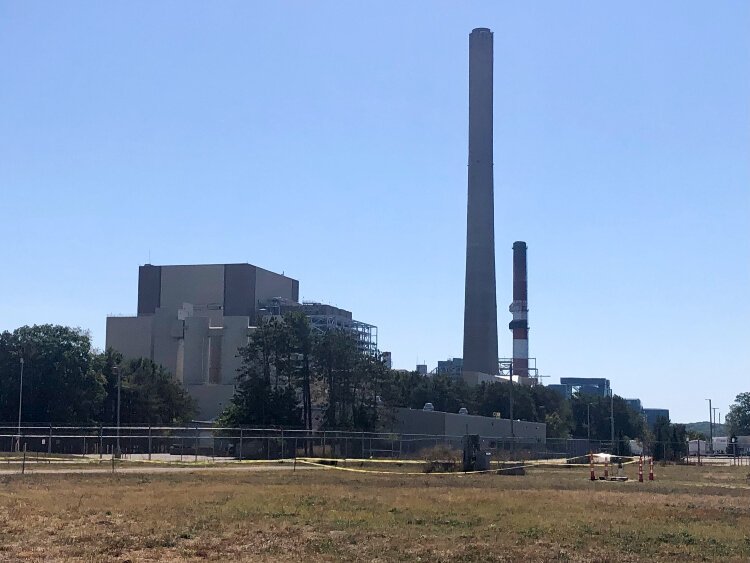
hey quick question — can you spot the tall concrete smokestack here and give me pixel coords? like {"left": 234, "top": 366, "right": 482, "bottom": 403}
{"left": 462, "top": 28, "right": 498, "bottom": 383}
{"left": 509, "top": 241, "right": 529, "bottom": 379}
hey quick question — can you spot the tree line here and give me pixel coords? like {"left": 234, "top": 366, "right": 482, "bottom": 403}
{"left": 4, "top": 321, "right": 732, "bottom": 458}
{"left": 0, "top": 325, "right": 195, "bottom": 425}
{"left": 218, "top": 313, "right": 652, "bottom": 449}
{"left": 217, "top": 312, "right": 390, "bottom": 431}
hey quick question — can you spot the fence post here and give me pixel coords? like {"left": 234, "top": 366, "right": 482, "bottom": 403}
{"left": 48, "top": 424, "right": 53, "bottom": 455}
{"left": 98, "top": 425, "right": 103, "bottom": 460}
{"left": 362, "top": 433, "right": 365, "bottom": 459}
{"left": 281, "top": 428, "right": 285, "bottom": 460}
{"left": 194, "top": 426, "right": 199, "bottom": 463}
{"left": 21, "top": 443, "right": 27, "bottom": 475}
{"left": 239, "top": 428, "right": 244, "bottom": 460}
{"left": 697, "top": 440, "right": 701, "bottom": 466}
{"left": 294, "top": 437, "right": 298, "bottom": 471}
{"left": 322, "top": 431, "right": 326, "bottom": 458}
{"left": 148, "top": 425, "right": 152, "bottom": 461}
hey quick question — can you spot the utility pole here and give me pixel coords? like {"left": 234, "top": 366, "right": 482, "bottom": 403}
{"left": 610, "top": 389, "right": 615, "bottom": 453}
{"left": 115, "top": 365, "right": 121, "bottom": 458}
{"left": 509, "top": 360, "right": 514, "bottom": 441}
{"left": 706, "top": 399, "right": 713, "bottom": 454}
{"left": 17, "top": 354, "right": 24, "bottom": 452}
{"left": 713, "top": 407, "right": 720, "bottom": 445}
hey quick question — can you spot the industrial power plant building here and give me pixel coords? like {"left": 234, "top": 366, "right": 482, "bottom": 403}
{"left": 106, "top": 263, "right": 377, "bottom": 419}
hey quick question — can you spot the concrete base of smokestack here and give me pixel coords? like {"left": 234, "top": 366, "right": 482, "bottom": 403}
{"left": 463, "top": 370, "right": 499, "bottom": 386}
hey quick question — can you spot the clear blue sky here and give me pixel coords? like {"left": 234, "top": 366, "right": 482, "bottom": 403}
{"left": 1, "top": 2, "right": 748, "bottom": 422}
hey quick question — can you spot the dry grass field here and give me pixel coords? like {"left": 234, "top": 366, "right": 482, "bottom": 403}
{"left": 1, "top": 462, "right": 750, "bottom": 562}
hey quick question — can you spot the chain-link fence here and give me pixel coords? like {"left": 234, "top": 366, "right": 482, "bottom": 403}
{"left": 6, "top": 425, "right": 746, "bottom": 466}
{"left": 0, "top": 424, "right": 629, "bottom": 463}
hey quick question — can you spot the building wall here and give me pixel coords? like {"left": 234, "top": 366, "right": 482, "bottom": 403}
{"left": 137, "top": 265, "right": 161, "bottom": 315}
{"left": 107, "top": 263, "right": 299, "bottom": 419}
{"left": 223, "top": 264, "right": 256, "bottom": 318}
{"left": 643, "top": 408, "right": 670, "bottom": 428}
{"left": 462, "top": 371, "right": 497, "bottom": 386}
{"left": 160, "top": 265, "right": 225, "bottom": 324}
{"left": 392, "top": 408, "right": 546, "bottom": 442}
{"left": 559, "top": 378, "right": 611, "bottom": 397}
{"left": 106, "top": 317, "right": 152, "bottom": 359}
{"left": 186, "top": 384, "right": 237, "bottom": 421}
{"left": 548, "top": 384, "right": 571, "bottom": 398}
{"left": 255, "top": 267, "right": 298, "bottom": 308}
{"left": 220, "top": 317, "right": 252, "bottom": 385}
{"left": 182, "top": 316, "right": 210, "bottom": 385}
{"left": 150, "top": 309, "right": 181, "bottom": 379}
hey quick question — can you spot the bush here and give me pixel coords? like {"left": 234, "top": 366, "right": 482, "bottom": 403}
{"left": 419, "top": 444, "right": 461, "bottom": 473}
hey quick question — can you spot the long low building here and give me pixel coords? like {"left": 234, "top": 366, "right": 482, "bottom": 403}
{"left": 391, "top": 407, "right": 546, "bottom": 443}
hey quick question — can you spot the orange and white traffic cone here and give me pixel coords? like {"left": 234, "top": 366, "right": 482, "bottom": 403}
{"left": 649, "top": 456, "right": 654, "bottom": 481}
{"left": 638, "top": 455, "right": 643, "bottom": 483}
{"left": 589, "top": 453, "right": 596, "bottom": 481}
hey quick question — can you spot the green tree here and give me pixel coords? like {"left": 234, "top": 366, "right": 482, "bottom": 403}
{"left": 348, "top": 351, "right": 390, "bottom": 430}
{"left": 401, "top": 373, "right": 474, "bottom": 414}
{"left": 314, "top": 329, "right": 353, "bottom": 428}
{"left": 97, "top": 352, "right": 196, "bottom": 424}
{"left": 287, "top": 312, "right": 314, "bottom": 432}
{"left": 218, "top": 318, "right": 302, "bottom": 428}
{"left": 569, "top": 393, "right": 645, "bottom": 444}
{"left": 544, "top": 411, "right": 570, "bottom": 439}
{"left": 0, "top": 325, "right": 105, "bottom": 423}
{"left": 313, "top": 328, "right": 389, "bottom": 430}
{"left": 650, "top": 416, "right": 686, "bottom": 461}
{"left": 725, "top": 392, "right": 750, "bottom": 436}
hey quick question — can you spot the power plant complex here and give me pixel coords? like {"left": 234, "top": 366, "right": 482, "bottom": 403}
{"left": 103, "top": 27, "right": 667, "bottom": 428}
{"left": 104, "top": 27, "right": 546, "bottom": 418}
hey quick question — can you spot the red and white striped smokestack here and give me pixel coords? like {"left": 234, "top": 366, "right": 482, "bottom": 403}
{"left": 509, "top": 241, "right": 529, "bottom": 378}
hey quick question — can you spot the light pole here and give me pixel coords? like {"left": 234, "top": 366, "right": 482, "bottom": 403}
{"left": 17, "top": 355, "right": 24, "bottom": 452}
{"left": 609, "top": 389, "right": 615, "bottom": 453}
{"left": 712, "top": 407, "right": 720, "bottom": 444}
{"left": 509, "top": 360, "right": 514, "bottom": 441}
{"left": 706, "top": 399, "right": 713, "bottom": 453}
{"left": 115, "top": 365, "right": 121, "bottom": 458}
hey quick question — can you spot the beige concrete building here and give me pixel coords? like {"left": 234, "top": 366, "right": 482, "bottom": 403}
{"left": 106, "top": 263, "right": 299, "bottom": 419}
{"left": 392, "top": 407, "right": 546, "bottom": 443}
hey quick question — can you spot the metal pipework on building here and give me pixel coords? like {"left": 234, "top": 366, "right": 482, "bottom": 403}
{"left": 509, "top": 241, "right": 529, "bottom": 378}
